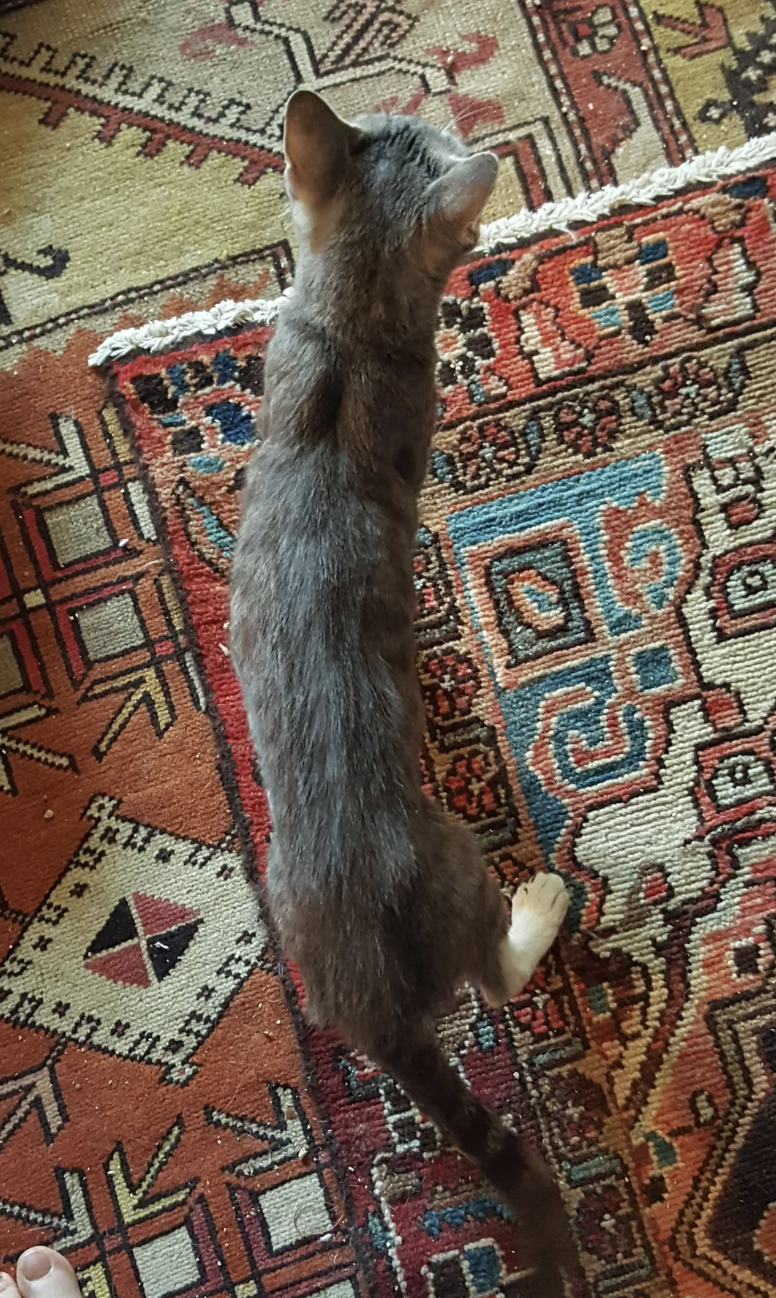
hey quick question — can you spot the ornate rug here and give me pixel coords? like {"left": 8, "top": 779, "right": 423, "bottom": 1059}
{"left": 8, "top": 0, "right": 776, "bottom": 356}
{"left": 29, "top": 141, "right": 770, "bottom": 1298}
{"left": 4, "top": 3, "right": 776, "bottom": 1298}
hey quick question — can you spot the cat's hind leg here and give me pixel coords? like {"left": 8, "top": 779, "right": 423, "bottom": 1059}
{"left": 483, "top": 873, "right": 569, "bottom": 1007}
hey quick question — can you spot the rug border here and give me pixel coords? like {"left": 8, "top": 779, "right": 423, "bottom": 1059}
{"left": 88, "top": 130, "right": 776, "bottom": 367}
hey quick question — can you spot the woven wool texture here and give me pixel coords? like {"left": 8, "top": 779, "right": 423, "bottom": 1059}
{"left": 4, "top": 4, "right": 776, "bottom": 1298}
{"left": 104, "top": 162, "right": 776, "bottom": 1298}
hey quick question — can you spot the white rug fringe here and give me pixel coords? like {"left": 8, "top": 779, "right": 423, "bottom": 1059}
{"left": 88, "top": 290, "right": 291, "bottom": 367}
{"left": 481, "top": 133, "right": 776, "bottom": 245}
{"left": 88, "top": 132, "right": 776, "bottom": 367}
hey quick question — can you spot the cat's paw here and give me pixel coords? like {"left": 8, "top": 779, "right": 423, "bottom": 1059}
{"left": 510, "top": 872, "right": 568, "bottom": 965}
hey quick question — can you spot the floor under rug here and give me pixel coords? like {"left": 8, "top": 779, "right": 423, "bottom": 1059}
{"left": 3, "top": 4, "right": 776, "bottom": 1298}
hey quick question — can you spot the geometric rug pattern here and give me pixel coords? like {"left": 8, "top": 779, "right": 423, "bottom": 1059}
{"left": 7, "top": 0, "right": 776, "bottom": 356}
{"left": 5, "top": 3, "right": 776, "bottom": 1298}
{"left": 107, "top": 159, "right": 776, "bottom": 1298}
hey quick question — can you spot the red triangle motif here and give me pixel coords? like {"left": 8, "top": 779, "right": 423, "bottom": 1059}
{"left": 132, "top": 892, "right": 200, "bottom": 938}
{"left": 85, "top": 942, "right": 151, "bottom": 988}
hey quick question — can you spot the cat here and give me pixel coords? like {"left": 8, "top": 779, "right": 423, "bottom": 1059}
{"left": 230, "top": 90, "right": 577, "bottom": 1295}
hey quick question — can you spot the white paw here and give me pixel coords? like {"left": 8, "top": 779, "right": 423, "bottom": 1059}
{"left": 510, "top": 872, "right": 569, "bottom": 963}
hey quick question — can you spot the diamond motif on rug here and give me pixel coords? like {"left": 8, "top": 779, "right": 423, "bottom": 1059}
{"left": 84, "top": 892, "right": 202, "bottom": 988}
{"left": 0, "top": 795, "right": 267, "bottom": 1083}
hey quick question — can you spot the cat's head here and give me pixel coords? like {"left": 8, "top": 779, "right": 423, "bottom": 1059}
{"left": 283, "top": 90, "right": 498, "bottom": 283}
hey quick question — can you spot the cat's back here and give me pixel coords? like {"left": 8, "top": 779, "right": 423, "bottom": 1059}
{"left": 232, "top": 298, "right": 420, "bottom": 674}
{"left": 232, "top": 428, "right": 381, "bottom": 638}
{"left": 232, "top": 399, "right": 416, "bottom": 748}
{"left": 230, "top": 415, "right": 421, "bottom": 913}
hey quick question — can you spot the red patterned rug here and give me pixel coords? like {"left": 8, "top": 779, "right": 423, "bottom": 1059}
{"left": 5, "top": 140, "right": 776, "bottom": 1298}
{"left": 81, "top": 145, "right": 776, "bottom": 1298}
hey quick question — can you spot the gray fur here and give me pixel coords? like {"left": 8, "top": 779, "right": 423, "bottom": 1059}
{"left": 230, "top": 92, "right": 576, "bottom": 1294}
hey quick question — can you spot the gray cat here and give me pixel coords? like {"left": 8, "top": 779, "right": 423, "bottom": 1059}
{"left": 230, "top": 91, "right": 576, "bottom": 1295}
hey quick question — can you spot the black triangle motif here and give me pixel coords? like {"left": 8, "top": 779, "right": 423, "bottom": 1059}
{"left": 84, "top": 897, "right": 137, "bottom": 959}
{"left": 146, "top": 920, "right": 202, "bottom": 981}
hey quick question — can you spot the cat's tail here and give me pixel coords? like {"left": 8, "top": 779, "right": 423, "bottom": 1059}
{"left": 375, "top": 1029, "right": 578, "bottom": 1298}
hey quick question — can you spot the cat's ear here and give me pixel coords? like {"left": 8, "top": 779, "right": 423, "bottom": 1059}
{"left": 427, "top": 152, "right": 498, "bottom": 244}
{"left": 284, "top": 90, "right": 361, "bottom": 206}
